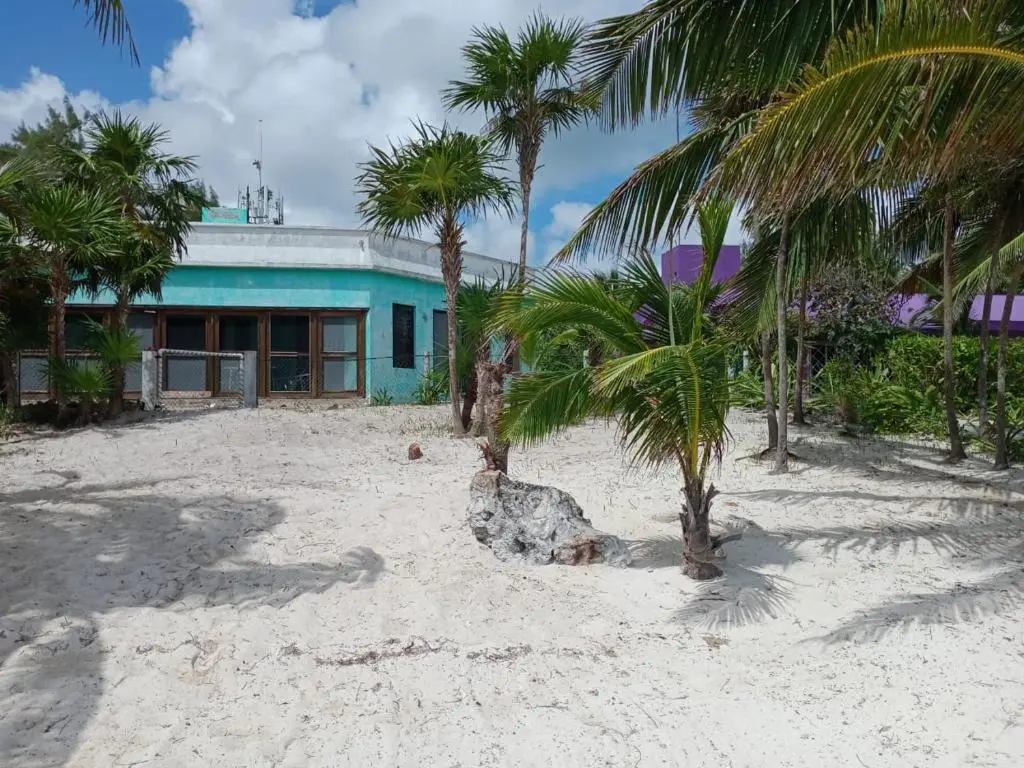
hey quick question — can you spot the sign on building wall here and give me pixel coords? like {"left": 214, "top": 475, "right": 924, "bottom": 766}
{"left": 201, "top": 206, "right": 249, "bottom": 224}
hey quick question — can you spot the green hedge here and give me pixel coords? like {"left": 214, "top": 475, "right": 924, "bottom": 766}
{"left": 880, "top": 334, "right": 1024, "bottom": 412}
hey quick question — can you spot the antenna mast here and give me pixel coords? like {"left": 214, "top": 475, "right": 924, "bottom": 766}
{"left": 240, "top": 119, "right": 284, "bottom": 225}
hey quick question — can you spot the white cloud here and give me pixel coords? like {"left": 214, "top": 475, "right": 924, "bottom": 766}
{"left": 0, "top": 0, "right": 676, "bottom": 262}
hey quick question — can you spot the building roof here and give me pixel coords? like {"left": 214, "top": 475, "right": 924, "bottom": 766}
{"left": 183, "top": 223, "right": 517, "bottom": 283}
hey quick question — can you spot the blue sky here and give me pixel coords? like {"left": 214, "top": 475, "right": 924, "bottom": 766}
{"left": 0, "top": 1, "right": 727, "bottom": 263}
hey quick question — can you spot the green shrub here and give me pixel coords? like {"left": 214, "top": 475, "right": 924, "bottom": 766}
{"left": 882, "top": 334, "right": 1024, "bottom": 413}
{"left": 413, "top": 369, "right": 448, "bottom": 405}
{"left": 371, "top": 387, "right": 394, "bottom": 406}
{"left": 45, "top": 357, "right": 112, "bottom": 426}
{"left": 0, "top": 403, "right": 19, "bottom": 439}
{"left": 808, "top": 358, "right": 871, "bottom": 425}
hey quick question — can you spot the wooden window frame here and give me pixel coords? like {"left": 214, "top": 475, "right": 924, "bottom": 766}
{"left": 34, "top": 305, "right": 368, "bottom": 400}
{"left": 317, "top": 311, "right": 365, "bottom": 397}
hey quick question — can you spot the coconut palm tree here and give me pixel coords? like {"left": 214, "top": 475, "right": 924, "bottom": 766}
{"left": 443, "top": 13, "right": 591, "bottom": 281}
{"left": 75, "top": 0, "right": 138, "bottom": 63}
{"left": 497, "top": 245, "right": 732, "bottom": 579}
{"left": 355, "top": 122, "right": 516, "bottom": 434}
{"left": 67, "top": 113, "right": 201, "bottom": 414}
{"left": 548, "top": 0, "right": 897, "bottom": 472}
{"left": 717, "top": 0, "right": 1024, "bottom": 461}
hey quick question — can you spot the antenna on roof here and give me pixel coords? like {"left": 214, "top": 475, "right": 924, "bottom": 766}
{"left": 239, "top": 119, "right": 284, "bottom": 226}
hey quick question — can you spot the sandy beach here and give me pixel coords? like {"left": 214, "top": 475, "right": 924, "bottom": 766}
{"left": 1, "top": 404, "right": 1023, "bottom": 767}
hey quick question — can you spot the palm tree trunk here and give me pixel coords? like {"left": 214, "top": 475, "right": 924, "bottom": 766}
{"left": 1, "top": 353, "right": 18, "bottom": 407}
{"left": 440, "top": 219, "right": 466, "bottom": 435}
{"left": 109, "top": 292, "right": 131, "bottom": 417}
{"left": 942, "top": 194, "right": 967, "bottom": 460}
{"left": 760, "top": 330, "right": 778, "bottom": 450}
{"left": 774, "top": 214, "right": 791, "bottom": 472}
{"left": 478, "top": 359, "right": 509, "bottom": 473}
{"left": 977, "top": 236, "right": 1002, "bottom": 433}
{"left": 461, "top": 345, "right": 486, "bottom": 431}
{"left": 48, "top": 261, "right": 70, "bottom": 401}
{"left": 793, "top": 270, "right": 809, "bottom": 425}
{"left": 994, "top": 264, "right": 1022, "bottom": 470}
{"left": 680, "top": 478, "right": 721, "bottom": 580}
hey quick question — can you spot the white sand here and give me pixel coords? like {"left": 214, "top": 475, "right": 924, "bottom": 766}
{"left": 2, "top": 404, "right": 1023, "bottom": 767}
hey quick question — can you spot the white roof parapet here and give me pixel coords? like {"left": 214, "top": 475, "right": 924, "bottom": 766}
{"left": 181, "top": 223, "right": 521, "bottom": 283}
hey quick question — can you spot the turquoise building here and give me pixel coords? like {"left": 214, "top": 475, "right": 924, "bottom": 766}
{"left": 19, "top": 224, "right": 513, "bottom": 403}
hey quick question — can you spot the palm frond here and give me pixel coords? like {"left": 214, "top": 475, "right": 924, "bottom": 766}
{"left": 74, "top": 0, "right": 139, "bottom": 64}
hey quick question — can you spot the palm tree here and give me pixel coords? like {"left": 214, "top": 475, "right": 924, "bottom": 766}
{"left": 75, "top": 0, "right": 138, "bottom": 63}
{"left": 497, "top": 246, "right": 732, "bottom": 580}
{"left": 717, "top": 0, "right": 1024, "bottom": 462}
{"left": 355, "top": 123, "right": 516, "bottom": 434}
{"left": 68, "top": 113, "right": 201, "bottom": 414}
{"left": 20, "top": 184, "right": 124, "bottom": 366}
{"left": 548, "top": 0, "right": 896, "bottom": 471}
{"left": 443, "top": 13, "right": 590, "bottom": 282}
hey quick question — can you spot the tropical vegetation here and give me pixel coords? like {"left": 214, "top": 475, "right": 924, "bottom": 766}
{"left": 354, "top": 122, "right": 516, "bottom": 435}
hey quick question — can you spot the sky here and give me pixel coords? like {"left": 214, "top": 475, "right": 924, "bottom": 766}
{"left": 0, "top": 0, "right": 744, "bottom": 266}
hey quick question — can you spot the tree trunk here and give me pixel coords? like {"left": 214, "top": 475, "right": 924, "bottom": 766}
{"left": 793, "top": 269, "right": 809, "bottom": 425}
{"left": 774, "top": 215, "right": 791, "bottom": 473}
{"left": 49, "top": 263, "right": 70, "bottom": 402}
{"left": 977, "top": 249, "right": 997, "bottom": 432}
{"left": 680, "top": 479, "right": 721, "bottom": 580}
{"left": 108, "top": 293, "right": 131, "bottom": 417}
{"left": 461, "top": 344, "right": 488, "bottom": 431}
{"left": 479, "top": 359, "right": 509, "bottom": 473}
{"left": 942, "top": 194, "right": 967, "bottom": 461}
{"left": 1, "top": 353, "right": 18, "bottom": 407}
{"left": 760, "top": 330, "right": 778, "bottom": 449}
{"left": 994, "top": 264, "right": 1022, "bottom": 470}
{"left": 439, "top": 220, "right": 466, "bottom": 435}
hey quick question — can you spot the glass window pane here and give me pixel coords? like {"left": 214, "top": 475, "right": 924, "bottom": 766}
{"left": 392, "top": 304, "right": 414, "bottom": 368}
{"left": 19, "top": 355, "right": 48, "bottom": 391}
{"left": 219, "top": 315, "right": 258, "bottom": 351}
{"left": 270, "top": 315, "right": 309, "bottom": 353}
{"left": 322, "top": 358, "right": 358, "bottom": 392}
{"left": 432, "top": 310, "right": 447, "bottom": 371}
{"left": 66, "top": 313, "right": 104, "bottom": 350}
{"left": 322, "top": 316, "right": 358, "bottom": 353}
{"left": 165, "top": 357, "right": 207, "bottom": 391}
{"left": 166, "top": 315, "right": 206, "bottom": 350}
{"left": 270, "top": 356, "right": 310, "bottom": 392}
{"left": 128, "top": 313, "right": 155, "bottom": 349}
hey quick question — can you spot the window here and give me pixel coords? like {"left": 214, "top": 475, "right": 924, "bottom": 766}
{"left": 65, "top": 312, "right": 105, "bottom": 350}
{"left": 164, "top": 314, "right": 208, "bottom": 391}
{"left": 392, "top": 304, "right": 414, "bottom": 369}
{"left": 321, "top": 315, "right": 360, "bottom": 393}
{"left": 218, "top": 315, "right": 258, "bottom": 394}
{"left": 124, "top": 313, "right": 155, "bottom": 391}
{"left": 432, "top": 310, "right": 447, "bottom": 371}
{"left": 270, "top": 314, "right": 310, "bottom": 392}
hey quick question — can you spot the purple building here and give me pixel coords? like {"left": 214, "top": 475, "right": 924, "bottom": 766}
{"left": 661, "top": 245, "right": 1024, "bottom": 336}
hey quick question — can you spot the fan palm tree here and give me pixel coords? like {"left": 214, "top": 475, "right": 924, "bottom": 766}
{"left": 355, "top": 122, "right": 516, "bottom": 434}
{"left": 497, "top": 245, "right": 732, "bottom": 579}
{"left": 68, "top": 113, "right": 201, "bottom": 414}
{"left": 75, "top": 0, "right": 138, "bottom": 64}
{"left": 443, "top": 13, "right": 591, "bottom": 281}
{"left": 20, "top": 184, "right": 124, "bottom": 371}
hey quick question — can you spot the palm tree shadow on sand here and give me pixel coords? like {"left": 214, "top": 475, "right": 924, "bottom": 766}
{"left": 629, "top": 428, "right": 1024, "bottom": 635}
{"left": 0, "top": 473, "right": 384, "bottom": 768}
{"left": 630, "top": 514, "right": 800, "bottom": 629}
